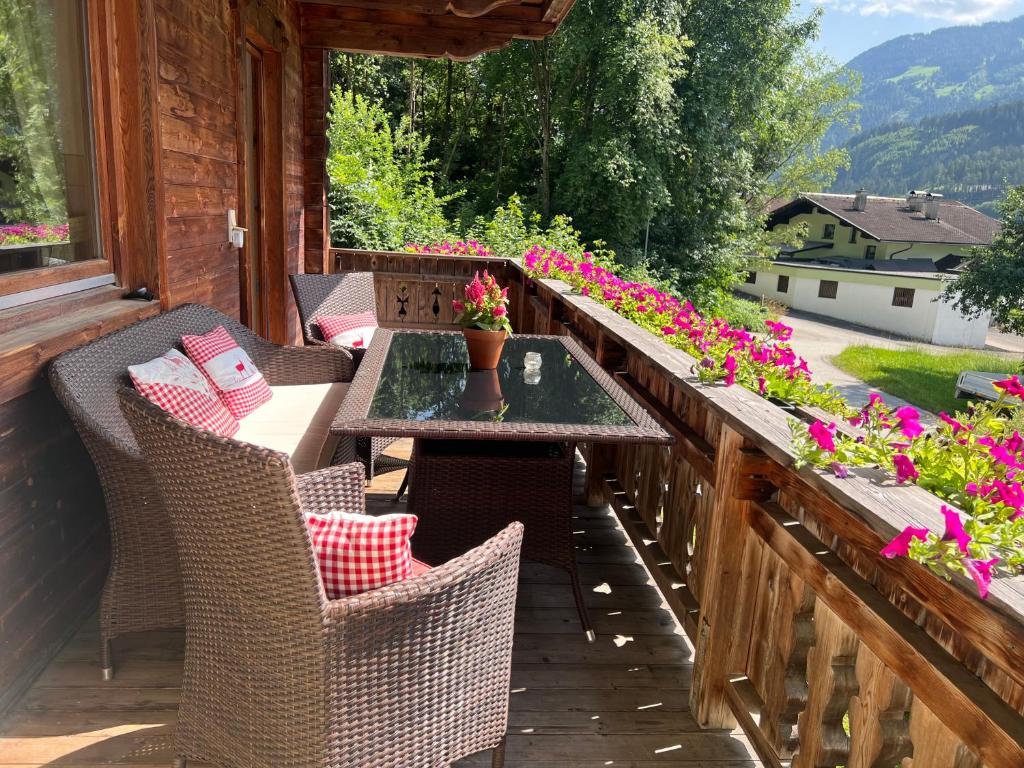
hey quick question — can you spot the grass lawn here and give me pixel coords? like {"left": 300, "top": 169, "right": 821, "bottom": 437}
{"left": 832, "top": 345, "right": 1021, "bottom": 414}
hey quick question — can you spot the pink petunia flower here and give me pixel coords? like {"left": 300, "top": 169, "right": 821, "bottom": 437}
{"left": 723, "top": 354, "right": 737, "bottom": 387}
{"left": 964, "top": 557, "right": 1000, "bottom": 599}
{"left": 894, "top": 406, "right": 924, "bottom": 439}
{"left": 880, "top": 526, "right": 929, "bottom": 558}
{"left": 893, "top": 454, "right": 919, "bottom": 484}
{"left": 940, "top": 506, "right": 972, "bottom": 554}
{"left": 993, "top": 375, "right": 1024, "bottom": 399}
{"left": 831, "top": 461, "right": 849, "bottom": 479}
{"left": 808, "top": 421, "right": 837, "bottom": 453}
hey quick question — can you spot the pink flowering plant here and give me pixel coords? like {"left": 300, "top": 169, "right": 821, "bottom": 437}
{"left": 791, "top": 379, "right": 1024, "bottom": 598}
{"left": 453, "top": 270, "right": 512, "bottom": 334}
{"left": 404, "top": 239, "right": 494, "bottom": 258}
{"left": 522, "top": 245, "right": 848, "bottom": 412}
{"left": 0, "top": 222, "right": 69, "bottom": 246}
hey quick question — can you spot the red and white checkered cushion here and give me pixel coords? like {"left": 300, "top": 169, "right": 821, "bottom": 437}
{"left": 304, "top": 510, "right": 418, "bottom": 597}
{"left": 128, "top": 349, "right": 239, "bottom": 437}
{"left": 317, "top": 312, "right": 377, "bottom": 350}
{"left": 181, "top": 326, "right": 273, "bottom": 419}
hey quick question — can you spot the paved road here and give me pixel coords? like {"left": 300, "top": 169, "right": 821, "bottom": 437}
{"left": 780, "top": 310, "right": 1022, "bottom": 419}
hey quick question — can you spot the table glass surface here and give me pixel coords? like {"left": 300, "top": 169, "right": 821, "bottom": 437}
{"left": 366, "top": 333, "right": 634, "bottom": 426}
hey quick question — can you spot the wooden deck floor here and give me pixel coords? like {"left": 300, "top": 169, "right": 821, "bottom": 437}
{"left": 0, "top": 442, "right": 760, "bottom": 767}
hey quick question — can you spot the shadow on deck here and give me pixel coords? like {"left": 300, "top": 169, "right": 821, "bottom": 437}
{"left": 0, "top": 442, "right": 759, "bottom": 767}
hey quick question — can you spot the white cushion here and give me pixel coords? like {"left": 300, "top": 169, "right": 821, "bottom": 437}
{"left": 234, "top": 382, "right": 349, "bottom": 474}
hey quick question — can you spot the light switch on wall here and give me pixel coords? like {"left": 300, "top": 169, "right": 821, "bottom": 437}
{"left": 227, "top": 209, "right": 247, "bottom": 249}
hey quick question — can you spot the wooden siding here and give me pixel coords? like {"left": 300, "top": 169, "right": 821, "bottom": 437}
{"left": 0, "top": 388, "right": 109, "bottom": 717}
{"left": 155, "top": 0, "right": 305, "bottom": 344}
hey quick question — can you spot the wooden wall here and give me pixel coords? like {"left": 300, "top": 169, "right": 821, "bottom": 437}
{"left": 156, "top": 0, "right": 305, "bottom": 344}
{"left": 0, "top": 388, "right": 108, "bottom": 715}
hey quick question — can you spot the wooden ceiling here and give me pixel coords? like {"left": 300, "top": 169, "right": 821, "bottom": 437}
{"left": 299, "top": 0, "right": 576, "bottom": 60}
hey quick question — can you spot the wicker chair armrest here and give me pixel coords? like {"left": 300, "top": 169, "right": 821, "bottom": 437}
{"left": 251, "top": 342, "right": 354, "bottom": 385}
{"left": 295, "top": 462, "right": 367, "bottom": 516}
{"left": 320, "top": 523, "right": 521, "bottom": 762}
{"left": 324, "top": 522, "right": 523, "bottom": 623}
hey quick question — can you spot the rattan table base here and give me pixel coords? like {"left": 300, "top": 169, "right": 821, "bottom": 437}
{"left": 407, "top": 438, "right": 593, "bottom": 639}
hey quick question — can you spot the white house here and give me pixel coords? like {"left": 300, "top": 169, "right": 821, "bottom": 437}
{"left": 738, "top": 191, "right": 1000, "bottom": 348}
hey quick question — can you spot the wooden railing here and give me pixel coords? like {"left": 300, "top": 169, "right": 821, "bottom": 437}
{"left": 333, "top": 248, "right": 1024, "bottom": 768}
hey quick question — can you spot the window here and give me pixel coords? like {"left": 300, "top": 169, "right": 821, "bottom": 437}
{"left": 865, "top": 245, "right": 877, "bottom": 260}
{"left": 822, "top": 223, "right": 835, "bottom": 241}
{"left": 848, "top": 228, "right": 857, "bottom": 244}
{"left": 892, "top": 287, "right": 915, "bottom": 308}
{"left": 777, "top": 275, "right": 789, "bottom": 293}
{"left": 744, "top": 271, "right": 757, "bottom": 284}
{"left": 0, "top": 1, "right": 102, "bottom": 288}
{"left": 818, "top": 280, "right": 838, "bottom": 299}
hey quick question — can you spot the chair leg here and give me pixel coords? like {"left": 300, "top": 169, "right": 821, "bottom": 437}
{"left": 393, "top": 469, "right": 410, "bottom": 502}
{"left": 491, "top": 736, "right": 506, "bottom": 768}
{"left": 172, "top": 758, "right": 187, "bottom": 768}
{"left": 100, "top": 637, "right": 114, "bottom": 681}
{"left": 569, "top": 566, "right": 596, "bottom": 643}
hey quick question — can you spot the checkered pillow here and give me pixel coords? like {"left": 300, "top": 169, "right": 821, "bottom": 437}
{"left": 304, "top": 510, "right": 418, "bottom": 597}
{"left": 317, "top": 312, "right": 377, "bottom": 350}
{"left": 181, "top": 326, "right": 273, "bottom": 419}
{"left": 128, "top": 349, "right": 239, "bottom": 437}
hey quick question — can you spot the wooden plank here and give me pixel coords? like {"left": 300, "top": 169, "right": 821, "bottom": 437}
{"left": 749, "top": 500, "right": 1024, "bottom": 766}
{"left": 614, "top": 372, "right": 714, "bottom": 482}
{"left": 0, "top": 300, "right": 160, "bottom": 403}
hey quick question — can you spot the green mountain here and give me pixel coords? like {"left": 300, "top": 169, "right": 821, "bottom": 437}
{"left": 831, "top": 99, "right": 1024, "bottom": 215}
{"left": 829, "top": 15, "right": 1024, "bottom": 147}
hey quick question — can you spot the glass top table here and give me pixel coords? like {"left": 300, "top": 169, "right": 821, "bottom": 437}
{"left": 331, "top": 330, "right": 672, "bottom": 445}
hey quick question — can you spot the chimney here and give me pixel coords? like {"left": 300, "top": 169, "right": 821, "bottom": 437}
{"left": 907, "top": 190, "right": 927, "bottom": 212}
{"left": 853, "top": 189, "right": 868, "bottom": 211}
{"left": 924, "top": 197, "right": 941, "bottom": 220}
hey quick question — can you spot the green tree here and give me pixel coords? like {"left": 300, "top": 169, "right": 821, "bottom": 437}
{"left": 326, "top": 89, "right": 458, "bottom": 250}
{"left": 943, "top": 185, "right": 1024, "bottom": 347}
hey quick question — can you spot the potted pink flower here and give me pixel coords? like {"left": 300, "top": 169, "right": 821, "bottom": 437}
{"left": 453, "top": 271, "right": 512, "bottom": 369}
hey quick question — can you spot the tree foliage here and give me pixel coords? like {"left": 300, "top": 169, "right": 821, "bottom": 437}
{"left": 326, "top": 0, "right": 858, "bottom": 307}
{"left": 0, "top": 0, "right": 68, "bottom": 224}
{"left": 943, "top": 185, "right": 1024, "bottom": 339}
{"left": 326, "top": 89, "right": 457, "bottom": 250}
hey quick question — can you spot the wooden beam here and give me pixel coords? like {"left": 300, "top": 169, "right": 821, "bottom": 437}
{"left": 302, "top": 0, "right": 526, "bottom": 18}
{"left": 300, "top": 2, "right": 555, "bottom": 58}
{"left": 302, "top": 48, "right": 330, "bottom": 274}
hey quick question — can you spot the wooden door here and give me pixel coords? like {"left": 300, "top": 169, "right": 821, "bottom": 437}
{"left": 240, "top": 42, "right": 268, "bottom": 336}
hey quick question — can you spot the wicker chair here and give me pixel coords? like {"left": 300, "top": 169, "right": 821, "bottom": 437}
{"left": 49, "top": 304, "right": 355, "bottom": 681}
{"left": 118, "top": 386, "right": 522, "bottom": 768}
{"left": 290, "top": 271, "right": 407, "bottom": 485}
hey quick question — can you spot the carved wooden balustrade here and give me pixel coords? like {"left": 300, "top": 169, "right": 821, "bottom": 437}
{"left": 332, "top": 247, "right": 1024, "bottom": 768}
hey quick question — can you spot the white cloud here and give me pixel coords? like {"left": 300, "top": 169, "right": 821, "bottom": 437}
{"left": 814, "top": 0, "right": 1016, "bottom": 22}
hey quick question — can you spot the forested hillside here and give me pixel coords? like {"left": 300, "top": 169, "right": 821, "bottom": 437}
{"left": 827, "top": 14, "right": 1024, "bottom": 147}
{"left": 832, "top": 100, "right": 1024, "bottom": 215}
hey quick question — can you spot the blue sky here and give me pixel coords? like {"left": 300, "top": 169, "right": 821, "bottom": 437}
{"left": 798, "top": 0, "right": 1024, "bottom": 62}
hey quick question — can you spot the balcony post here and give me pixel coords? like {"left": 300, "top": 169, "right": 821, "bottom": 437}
{"left": 689, "top": 423, "right": 760, "bottom": 728}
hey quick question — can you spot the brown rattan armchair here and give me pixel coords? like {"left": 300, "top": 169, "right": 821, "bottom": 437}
{"left": 119, "top": 386, "right": 522, "bottom": 768}
{"left": 49, "top": 304, "right": 355, "bottom": 680}
{"left": 290, "top": 271, "right": 408, "bottom": 485}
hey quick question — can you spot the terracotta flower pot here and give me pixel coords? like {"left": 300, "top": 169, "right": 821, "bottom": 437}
{"left": 462, "top": 327, "right": 507, "bottom": 370}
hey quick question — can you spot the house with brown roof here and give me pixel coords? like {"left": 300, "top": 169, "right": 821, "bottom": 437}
{"left": 739, "top": 191, "right": 1000, "bottom": 347}
{"left": 766, "top": 190, "right": 999, "bottom": 266}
